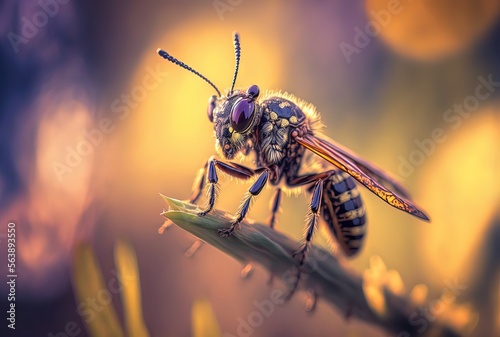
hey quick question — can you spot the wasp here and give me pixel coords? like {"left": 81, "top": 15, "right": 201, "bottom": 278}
{"left": 157, "top": 32, "right": 429, "bottom": 297}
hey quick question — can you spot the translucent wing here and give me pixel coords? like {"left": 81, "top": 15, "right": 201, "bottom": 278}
{"left": 295, "top": 133, "right": 430, "bottom": 221}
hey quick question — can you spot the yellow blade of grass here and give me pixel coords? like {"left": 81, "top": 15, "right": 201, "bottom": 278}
{"left": 114, "top": 240, "right": 150, "bottom": 337}
{"left": 72, "top": 243, "right": 125, "bottom": 337}
{"left": 192, "top": 298, "right": 221, "bottom": 337}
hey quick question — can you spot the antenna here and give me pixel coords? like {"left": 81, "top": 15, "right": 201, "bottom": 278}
{"left": 229, "top": 32, "right": 241, "bottom": 95}
{"left": 157, "top": 48, "right": 221, "bottom": 97}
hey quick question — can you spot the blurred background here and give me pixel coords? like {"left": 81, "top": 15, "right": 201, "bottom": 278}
{"left": 0, "top": 0, "right": 499, "bottom": 336}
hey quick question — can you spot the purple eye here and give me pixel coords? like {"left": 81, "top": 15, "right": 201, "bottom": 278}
{"left": 231, "top": 98, "right": 255, "bottom": 133}
{"left": 207, "top": 95, "right": 217, "bottom": 122}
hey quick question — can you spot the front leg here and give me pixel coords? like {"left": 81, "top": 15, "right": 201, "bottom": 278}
{"left": 197, "top": 159, "right": 219, "bottom": 216}
{"left": 218, "top": 169, "right": 269, "bottom": 237}
{"left": 185, "top": 158, "right": 256, "bottom": 257}
{"left": 198, "top": 156, "right": 256, "bottom": 216}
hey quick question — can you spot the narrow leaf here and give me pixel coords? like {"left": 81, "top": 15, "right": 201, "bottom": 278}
{"left": 114, "top": 240, "right": 150, "bottom": 337}
{"left": 72, "top": 243, "right": 125, "bottom": 337}
{"left": 192, "top": 298, "right": 221, "bottom": 337}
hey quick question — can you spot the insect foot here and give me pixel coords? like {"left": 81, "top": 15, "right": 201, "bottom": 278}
{"left": 218, "top": 225, "right": 236, "bottom": 237}
{"left": 197, "top": 209, "right": 211, "bottom": 217}
{"left": 292, "top": 247, "right": 306, "bottom": 261}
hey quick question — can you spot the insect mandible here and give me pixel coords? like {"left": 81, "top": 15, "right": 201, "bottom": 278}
{"left": 157, "top": 32, "right": 429, "bottom": 297}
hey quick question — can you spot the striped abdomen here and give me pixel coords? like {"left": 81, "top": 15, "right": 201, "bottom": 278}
{"left": 320, "top": 170, "right": 367, "bottom": 256}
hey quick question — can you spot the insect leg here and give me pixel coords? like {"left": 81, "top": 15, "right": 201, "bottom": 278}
{"left": 198, "top": 157, "right": 255, "bottom": 216}
{"left": 267, "top": 188, "right": 282, "bottom": 229}
{"left": 189, "top": 162, "right": 208, "bottom": 204}
{"left": 194, "top": 159, "right": 257, "bottom": 260}
{"left": 159, "top": 162, "right": 209, "bottom": 235}
{"left": 181, "top": 163, "right": 213, "bottom": 256}
{"left": 218, "top": 169, "right": 269, "bottom": 237}
{"left": 198, "top": 159, "right": 219, "bottom": 216}
{"left": 285, "top": 179, "right": 324, "bottom": 300}
{"left": 262, "top": 187, "right": 282, "bottom": 284}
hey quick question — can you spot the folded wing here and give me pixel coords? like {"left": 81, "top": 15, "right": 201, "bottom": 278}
{"left": 295, "top": 133, "right": 429, "bottom": 221}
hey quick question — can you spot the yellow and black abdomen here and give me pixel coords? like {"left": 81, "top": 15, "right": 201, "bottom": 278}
{"left": 320, "top": 170, "right": 367, "bottom": 257}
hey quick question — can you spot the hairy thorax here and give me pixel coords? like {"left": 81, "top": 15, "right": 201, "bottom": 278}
{"left": 253, "top": 92, "right": 319, "bottom": 185}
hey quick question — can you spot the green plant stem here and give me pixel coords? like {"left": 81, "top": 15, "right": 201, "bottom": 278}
{"left": 161, "top": 195, "right": 462, "bottom": 337}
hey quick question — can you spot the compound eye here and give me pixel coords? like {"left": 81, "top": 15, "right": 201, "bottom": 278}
{"left": 207, "top": 95, "right": 217, "bottom": 122}
{"left": 231, "top": 98, "right": 255, "bottom": 133}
